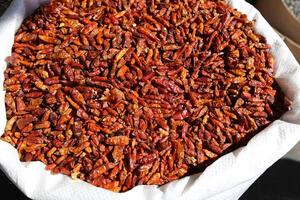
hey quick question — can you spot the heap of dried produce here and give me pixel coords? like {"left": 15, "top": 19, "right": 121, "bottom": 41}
{"left": 1, "top": 0, "right": 289, "bottom": 192}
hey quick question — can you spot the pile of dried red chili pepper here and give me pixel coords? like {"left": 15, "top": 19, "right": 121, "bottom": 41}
{"left": 1, "top": 0, "right": 290, "bottom": 192}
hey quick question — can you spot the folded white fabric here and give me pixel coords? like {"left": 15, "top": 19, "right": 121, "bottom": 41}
{"left": 0, "top": 0, "right": 300, "bottom": 200}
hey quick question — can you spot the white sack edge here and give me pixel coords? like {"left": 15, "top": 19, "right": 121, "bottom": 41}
{"left": 0, "top": 0, "right": 300, "bottom": 200}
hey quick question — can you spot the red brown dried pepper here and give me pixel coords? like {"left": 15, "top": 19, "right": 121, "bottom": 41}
{"left": 1, "top": 0, "right": 290, "bottom": 192}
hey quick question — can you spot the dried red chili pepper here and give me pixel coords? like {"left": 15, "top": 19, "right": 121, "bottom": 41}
{"left": 1, "top": 0, "right": 290, "bottom": 193}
